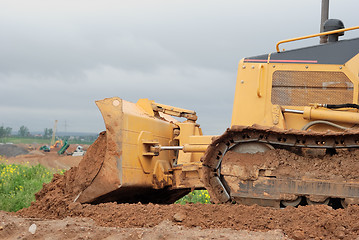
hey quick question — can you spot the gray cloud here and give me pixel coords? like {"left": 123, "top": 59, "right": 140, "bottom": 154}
{"left": 1, "top": 0, "right": 359, "bottom": 135}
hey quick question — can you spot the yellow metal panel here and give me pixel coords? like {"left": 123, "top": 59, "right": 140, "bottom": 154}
{"left": 188, "top": 135, "right": 213, "bottom": 144}
{"left": 136, "top": 98, "right": 155, "bottom": 116}
{"left": 121, "top": 168, "right": 153, "bottom": 187}
{"left": 345, "top": 53, "right": 359, "bottom": 78}
{"left": 231, "top": 60, "right": 272, "bottom": 127}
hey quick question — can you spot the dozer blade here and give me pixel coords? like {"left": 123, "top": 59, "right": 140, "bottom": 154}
{"left": 75, "top": 97, "right": 189, "bottom": 204}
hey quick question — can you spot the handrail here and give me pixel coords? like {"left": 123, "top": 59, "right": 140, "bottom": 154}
{"left": 276, "top": 25, "right": 359, "bottom": 53}
{"left": 256, "top": 64, "right": 264, "bottom": 97}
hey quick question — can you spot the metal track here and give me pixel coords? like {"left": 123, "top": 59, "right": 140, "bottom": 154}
{"left": 202, "top": 124, "right": 359, "bottom": 207}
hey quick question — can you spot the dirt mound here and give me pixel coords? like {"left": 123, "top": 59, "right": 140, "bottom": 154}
{"left": 17, "top": 132, "right": 359, "bottom": 239}
{"left": 0, "top": 144, "right": 28, "bottom": 157}
{"left": 18, "top": 131, "right": 107, "bottom": 218}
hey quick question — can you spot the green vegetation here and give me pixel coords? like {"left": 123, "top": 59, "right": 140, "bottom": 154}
{"left": 0, "top": 136, "right": 96, "bottom": 145}
{"left": 0, "top": 156, "right": 59, "bottom": 212}
{"left": 1, "top": 137, "right": 53, "bottom": 144}
{"left": 18, "top": 125, "right": 30, "bottom": 137}
{"left": 0, "top": 126, "right": 12, "bottom": 138}
{"left": 62, "top": 136, "right": 97, "bottom": 145}
{"left": 43, "top": 128, "right": 53, "bottom": 138}
{"left": 176, "top": 189, "right": 211, "bottom": 204}
{"left": 0, "top": 124, "right": 97, "bottom": 145}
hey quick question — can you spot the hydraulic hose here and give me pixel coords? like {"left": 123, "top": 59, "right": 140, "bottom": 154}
{"left": 324, "top": 103, "right": 359, "bottom": 110}
{"left": 301, "top": 120, "right": 348, "bottom": 131}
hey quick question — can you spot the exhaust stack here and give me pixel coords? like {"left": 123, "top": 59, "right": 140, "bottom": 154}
{"left": 323, "top": 19, "right": 345, "bottom": 43}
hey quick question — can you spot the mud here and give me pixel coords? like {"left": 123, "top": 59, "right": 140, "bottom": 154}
{"left": 11, "top": 131, "right": 359, "bottom": 239}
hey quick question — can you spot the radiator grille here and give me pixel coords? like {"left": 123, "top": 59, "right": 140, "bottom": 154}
{"left": 271, "top": 71, "right": 353, "bottom": 106}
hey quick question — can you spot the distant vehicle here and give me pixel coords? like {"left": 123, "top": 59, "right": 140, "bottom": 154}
{"left": 39, "top": 145, "right": 50, "bottom": 152}
{"left": 72, "top": 146, "right": 86, "bottom": 156}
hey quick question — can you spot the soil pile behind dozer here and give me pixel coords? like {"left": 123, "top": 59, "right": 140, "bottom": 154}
{"left": 18, "top": 131, "right": 107, "bottom": 219}
{"left": 223, "top": 148, "right": 359, "bottom": 181}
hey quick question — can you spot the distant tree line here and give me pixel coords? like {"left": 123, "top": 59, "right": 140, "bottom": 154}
{"left": 0, "top": 125, "right": 98, "bottom": 144}
{"left": 18, "top": 125, "right": 30, "bottom": 137}
{"left": 63, "top": 135, "right": 98, "bottom": 143}
{"left": 43, "top": 128, "right": 53, "bottom": 139}
{"left": 0, "top": 126, "right": 12, "bottom": 138}
{"left": 1, "top": 125, "right": 51, "bottom": 138}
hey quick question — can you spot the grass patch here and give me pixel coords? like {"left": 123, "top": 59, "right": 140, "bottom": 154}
{"left": 0, "top": 137, "right": 51, "bottom": 145}
{"left": 0, "top": 156, "right": 59, "bottom": 212}
{"left": 1, "top": 137, "right": 95, "bottom": 145}
{"left": 176, "top": 189, "right": 211, "bottom": 204}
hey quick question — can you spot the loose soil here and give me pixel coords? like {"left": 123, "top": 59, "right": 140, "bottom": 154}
{"left": 222, "top": 148, "right": 359, "bottom": 181}
{"left": 3, "top": 132, "right": 359, "bottom": 239}
{"left": 0, "top": 211, "right": 287, "bottom": 240}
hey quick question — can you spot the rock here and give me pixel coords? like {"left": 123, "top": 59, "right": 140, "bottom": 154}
{"left": 68, "top": 202, "right": 82, "bottom": 211}
{"left": 173, "top": 213, "right": 186, "bottom": 222}
{"left": 292, "top": 229, "right": 305, "bottom": 240}
{"left": 28, "top": 223, "right": 37, "bottom": 234}
{"left": 336, "top": 230, "right": 345, "bottom": 239}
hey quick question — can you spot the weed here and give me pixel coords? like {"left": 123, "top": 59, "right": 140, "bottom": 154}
{"left": 176, "top": 189, "right": 211, "bottom": 204}
{"left": 0, "top": 156, "right": 60, "bottom": 212}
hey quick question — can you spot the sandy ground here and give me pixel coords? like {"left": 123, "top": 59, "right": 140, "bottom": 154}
{"left": 7, "top": 152, "right": 82, "bottom": 171}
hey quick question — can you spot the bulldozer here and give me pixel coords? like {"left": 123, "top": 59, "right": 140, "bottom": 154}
{"left": 75, "top": 20, "right": 359, "bottom": 208}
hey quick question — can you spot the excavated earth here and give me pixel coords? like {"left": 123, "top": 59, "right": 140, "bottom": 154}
{"left": 0, "top": 144, "right": 29, "bottom": 157}
{"left": 3, "top": 132, "right": 359, "bottom": 239}
{"left": 222, "top": 148, "right": 359, "bottom": 181}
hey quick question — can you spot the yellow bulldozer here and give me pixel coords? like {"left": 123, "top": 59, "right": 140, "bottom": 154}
{"left": 76, "top": 20, "right": 359, "bottom": 208}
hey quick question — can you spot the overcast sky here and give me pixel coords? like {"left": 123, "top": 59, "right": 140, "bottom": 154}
{"left": 1, "top": 0, "right": 359, "bottom": 135}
